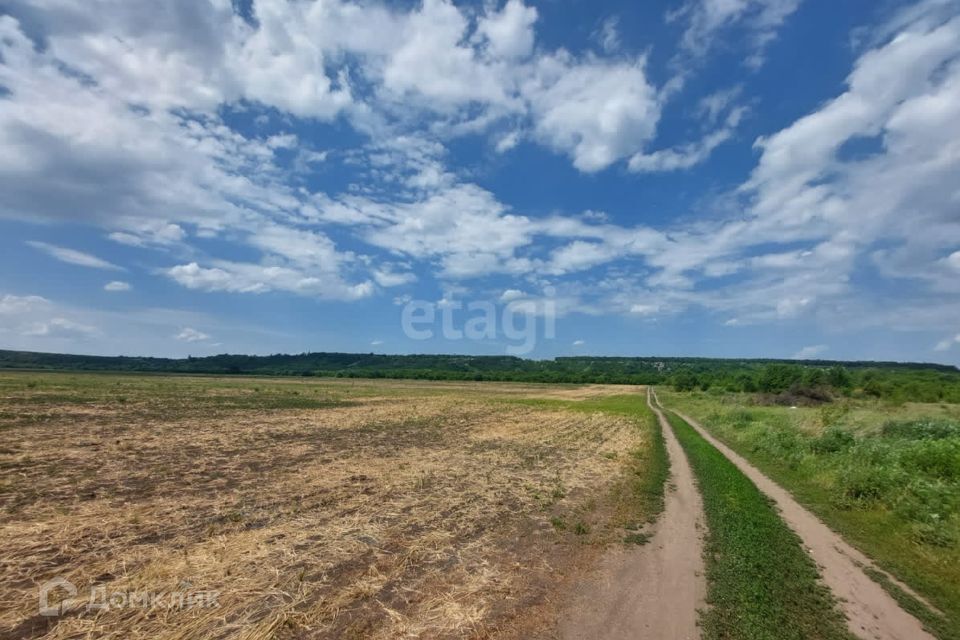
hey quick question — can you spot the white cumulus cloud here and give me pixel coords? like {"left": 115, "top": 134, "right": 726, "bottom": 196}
{"left": 934, "top": 334, "right": 960, "bottom": 352}
{"left": 793, "top": 344, "right": 828, "bottom": 359}
{"left": 26, "top": 241, "right": 122, "bottom": 270}
{"left": 525, "top": 53, "right": 660, "bottom": 172}
{"left": 174, "top": 327, "right": 211, "bottom": 343}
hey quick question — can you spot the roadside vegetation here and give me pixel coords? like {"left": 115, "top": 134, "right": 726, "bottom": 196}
{"left": 667, "top": 411, "right": 855, "bottom": 640}
{"left": 662, "top": 389, "right": 960, "bottom": 639}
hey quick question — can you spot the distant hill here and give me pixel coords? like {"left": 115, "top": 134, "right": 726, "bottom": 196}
{"left": 1, "top": 348, "right": 959, "bottom": 403}
{"left": 0, "top": 348, "right": 956, "bottom": 377}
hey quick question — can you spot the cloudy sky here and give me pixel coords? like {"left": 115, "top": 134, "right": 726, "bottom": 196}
{"left": 1, "top": 0, "right": 959, "bottom": 362}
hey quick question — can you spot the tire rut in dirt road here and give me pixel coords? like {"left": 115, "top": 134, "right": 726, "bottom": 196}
{"left": 558, "top": 388, "right": 706, "bottom": 640}
{"left": 656, "top": 392, "right": 936, "bottom": 640}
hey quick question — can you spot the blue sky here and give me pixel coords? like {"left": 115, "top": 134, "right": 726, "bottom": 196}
{"left": 1, "top": 0, "right": 959, "bottom": 363}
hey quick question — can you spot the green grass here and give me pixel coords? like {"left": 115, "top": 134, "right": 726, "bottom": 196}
{"left": 662, "top": 390, "right": 960, "bottom": 639}
{"left": 624, "top": 400, "right": 670, "bottom": 527}
{"left": 623, "top": 531, "right": 652, "bottom": 545}
{"left": 667, "top": 412, "right": 854, "bottom": 640}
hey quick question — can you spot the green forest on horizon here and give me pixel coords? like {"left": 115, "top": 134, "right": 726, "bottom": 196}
{"left": 2, "top": 348, "right": 960, "bottom": 404}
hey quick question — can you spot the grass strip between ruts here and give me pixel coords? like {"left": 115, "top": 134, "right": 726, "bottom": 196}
{"left": 667, "top": 411, "right": 855, "bottom": 640}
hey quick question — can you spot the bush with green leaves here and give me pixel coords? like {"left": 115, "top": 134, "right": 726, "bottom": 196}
{"left": 882, "top": 419, "right": 960, "bottom": 441}
{"left": 810, "top": 426, "right": 856, "bottom": 454}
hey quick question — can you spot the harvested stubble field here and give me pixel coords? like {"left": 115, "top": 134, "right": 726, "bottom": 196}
{"left": 0, "top": 373, "right": 656, "bottom": 639}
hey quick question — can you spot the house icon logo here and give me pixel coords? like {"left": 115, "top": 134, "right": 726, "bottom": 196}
{"left": 38, "top": 577, "right": 77, "bottom": 617}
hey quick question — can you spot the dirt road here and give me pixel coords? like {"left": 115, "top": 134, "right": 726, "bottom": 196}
{"left": 558, "top": 388, "right": 706, "bottom": 639}
{"left": 656, "top": 392, "right": 936, "bottom": 640}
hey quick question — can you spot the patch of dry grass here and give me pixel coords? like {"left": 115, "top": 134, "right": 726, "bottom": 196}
{"left": 0, "top": 374, "right": 644, "bottom": 639}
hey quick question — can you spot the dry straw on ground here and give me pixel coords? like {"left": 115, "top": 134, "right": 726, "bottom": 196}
{"left": 0, "top": 376, "right": 641, "bottom": 639}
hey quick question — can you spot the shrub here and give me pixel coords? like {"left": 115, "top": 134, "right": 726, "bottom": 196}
{"left": 897, "top": 440, "right": 960, "bottom": 481}
{"left": 750, "top": 425, "right": 806, "bottom": 468}
{"left": 908, "top": 519, "right": 957, "bottom": 548}
{"left": 810, "top": 427, "right": 855, "bottom": 454}
{"left": 760, "top": 387, "right": 832, "bottom": 407}
{"left": 725, "top": 409, "right": 756, "bottom": 430}
{"left": 827, "top": 366, "right": 852, "bottom": 389}
{"left": 893, "top": 478, "right": 958, "bottom": 523}
{"left": 881, "top": 418, "right": 960, "bottom": 440}
{"left": 672, "top": 371, "right": 700, "bottom": 392}
{"left": 847, "top": 439, "right": 896, "bottom": 466}
{"left": 835, "top": 463, "right": 904, "bottom": 505}
{"left": 758, "top": 364, "right": 804, "bottom": 393}
{"left": 818, "top": 402, "right": 850, "bottom": 429}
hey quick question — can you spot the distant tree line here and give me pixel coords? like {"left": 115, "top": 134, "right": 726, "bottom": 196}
{"left": 1, "top": 349, "right": 958, "bottom": 403}
{"left": 666, "top": 362, "right": 960, "bottom": 403}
